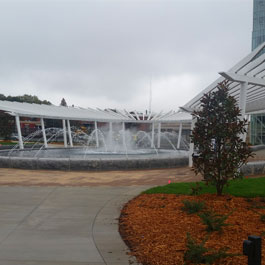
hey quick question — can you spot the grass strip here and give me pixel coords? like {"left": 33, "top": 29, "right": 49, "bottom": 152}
{"left": 143, "top": 177, "right": 265, "bottom": 197}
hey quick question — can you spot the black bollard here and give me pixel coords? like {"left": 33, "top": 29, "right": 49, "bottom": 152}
{"left": 243, "top": 235, "right": 261, "bottom": 265}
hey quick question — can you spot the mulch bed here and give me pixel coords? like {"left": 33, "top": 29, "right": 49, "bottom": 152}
{"left": 119, "top": 194, "right": 265, "bottom": 265}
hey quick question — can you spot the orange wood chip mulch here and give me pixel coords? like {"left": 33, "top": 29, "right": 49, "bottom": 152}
{"left": 119, "top": 194, "right": 265, "bottom": 265}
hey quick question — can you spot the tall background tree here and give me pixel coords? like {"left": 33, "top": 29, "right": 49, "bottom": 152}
{"left": 191, "top": 81, "right": 252, "bottom": 195}
{"left": 60, "top": 98, "right": 67, "bottom": 107}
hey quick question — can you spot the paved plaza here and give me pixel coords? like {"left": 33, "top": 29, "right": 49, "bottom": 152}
{"left": 0, "top": 167, "right": 200, "bottom": 265}
{"left": 0, "top": 185, "right": 148, "bottom": 265}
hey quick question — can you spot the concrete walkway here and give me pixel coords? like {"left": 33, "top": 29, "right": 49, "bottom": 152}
{"left": 0, "top": 167, "right": 202, "bottom": 264}
{"left": 0, "top": 185, "right": 150, "bottom": 265}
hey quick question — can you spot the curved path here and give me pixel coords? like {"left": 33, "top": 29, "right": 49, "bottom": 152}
{"left": 0, "top": 168, "right": 200, "bottom": 265}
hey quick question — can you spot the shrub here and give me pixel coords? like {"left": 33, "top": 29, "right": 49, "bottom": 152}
{"left": 198, "top": 210, "right": 231, "bottom": 232}
{"left": 249, "top": 201, "right": 265, "bottom": 209}
{"left": 260, "top": 197, "right": 265, "bottom": 203}
{"left": 184, "top": 233, "right": 235, "bottom": 264}
{"left": 190, "top": 182, "right": 203, "bottom": 196}
{"left": 181, "top": 200, "right": 206, "bottom": 214}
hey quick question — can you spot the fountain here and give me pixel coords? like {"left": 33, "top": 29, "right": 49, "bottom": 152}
{"left": 0, "top": 126, "right": 189, "bottom": 170}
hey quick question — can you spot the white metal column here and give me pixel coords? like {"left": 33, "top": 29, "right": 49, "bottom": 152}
{"left": 177, "top": 122, "right": 183, "bottom": 149}
{"left": 67, "top": 120, "right": 73, "bottom": 147}
{"left": 157, "top": 123, "right": 161, "bottom": 148}
{"left": 62, "top": 119, "right": 67, "bottom": 148}
{"left": 41, "top": 118, "right": 48, "bottom": 148}
{"left": 122, "top": 122, "right": 126, "bottom": 150}
{"left": 244, "top": 114, "right": 250, "bottom": 143}
{"left": 109, "top": 122, "right": 113, "bottom": 144}
{"left": 94, "top": 121, "right": 99, "bottom": 148}
{"left": 151, "top": 122, "right": 155, "bottom": 148}
{"left": 189, "top": 118, "right": 196, "bottom": 167}
{"left": 239, "top": 82, "right": 247, "bottom": 120}
{"left": 239, "top": 82, "right": 248, "bottom": 141}
{"left": 15, "top": 115, "right": 24, "bottom": 150}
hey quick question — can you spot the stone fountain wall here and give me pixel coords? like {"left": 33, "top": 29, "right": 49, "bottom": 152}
{"left": 0, "top": 156, "right": 188, "bottom": 171}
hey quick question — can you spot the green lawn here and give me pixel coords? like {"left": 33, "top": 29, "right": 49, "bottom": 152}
{"left": 0, "top": 141, "right": 17, "bottom": 146}
{"left": 143, "top": 177, "right": 265, "bottom": 197}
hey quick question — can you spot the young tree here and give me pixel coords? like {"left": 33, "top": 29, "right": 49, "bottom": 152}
{"left": 191, "top": 81, "right": 252, "bottom": 196}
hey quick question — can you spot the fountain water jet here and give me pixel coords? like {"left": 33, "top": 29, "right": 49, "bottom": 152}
{"left": 0, "top": 125, "right": 189, "bottom": 170}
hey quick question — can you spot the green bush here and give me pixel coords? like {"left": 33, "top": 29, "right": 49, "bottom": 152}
{"left": 190, "top": 182, "right": 203, "bottom": 196}
{"left": 198, "top": 210, "right": 231, "bottom": 232}
{"left": 259, "top": 197, "right": 265, "bottom": 203}
{"left": 181, "top": 200, "right": 206, "bottom": 214}
{"left": 184, "top": 233, "right": 236, "bottom": 264}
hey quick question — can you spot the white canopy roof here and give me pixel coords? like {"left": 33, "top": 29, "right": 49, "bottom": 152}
{"left": 0, "top": 100, "right": 131, "bottom": 122}
{"left": 0, "top": 100, "right": 191, "bottom": 123}
{"left": 183, "top": 43, "right": 265, "bottom": 114}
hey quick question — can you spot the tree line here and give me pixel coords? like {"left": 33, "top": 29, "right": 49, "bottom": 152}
{"left": 0, "top": 94, "right": 52, "bottom": 105}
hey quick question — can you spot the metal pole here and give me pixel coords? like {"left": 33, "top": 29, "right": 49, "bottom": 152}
{"left": 122, "top": 122, "right": 126, "bottom": 150}
{"left": 41, "top": 118, "right": 48, "bottom": 148}
{"left": 157, "top": 123, "right": 161, "bottom": 148}
{"left": 67, "top": 120, "right": 73, "bottom": 147}
{"left": 177, "top": 122, "right": 183, "bottom": 149}
{"left": 62, "top": 119, "right": 67, "bottom": 148}
{"left": 151, "top": 122, "right": 155, "bottom": 148}
{"left": 15, "top": 115, "right": 24, "bottom": 150}
{"left": 94, "top": 121, "right": 99, "bottom": 148}
{"left": 189, "top": 118, "right": 196, "bottom": 167}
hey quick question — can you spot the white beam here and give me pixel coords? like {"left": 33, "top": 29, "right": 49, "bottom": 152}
{"left": 15, "top": 115, "right": 24, "bottom": 150}
{"left": 67, "top": 120, "right": 73, "bottom": 147}
{"left": 41, "top": 118, "right": 48, "bottom": 148}
{"left": 177, "top": 122, "right": 183, "bottom": 149}
{"left": 157, "top": 123, "right": 161, "bottom": 148}
{"left": 219, "top": 72, "right": 265, "bottom": 87}
{"left": 62, "top": 119, "right": 67, "bottom": 148}
{"left": 94, "top": 121, "right": 99, "bottom": 148}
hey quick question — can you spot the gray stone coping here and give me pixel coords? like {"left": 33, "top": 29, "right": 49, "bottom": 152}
{"left": 241, "top": 161, "right": 265, "bottom": 176}
{"left": 0, "top": 156, "right": 188, "bottom": 171}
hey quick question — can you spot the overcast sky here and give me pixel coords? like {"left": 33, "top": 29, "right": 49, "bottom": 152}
{"left": 0, "top": 0, "right": 252, "bottom": 112}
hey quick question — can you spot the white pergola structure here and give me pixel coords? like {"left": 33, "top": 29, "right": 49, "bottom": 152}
{"left": 182, "top": 43, "right": 265, "bottom": 166}
{"left": 0, "top": 100, "right": 191, "bottom": 150}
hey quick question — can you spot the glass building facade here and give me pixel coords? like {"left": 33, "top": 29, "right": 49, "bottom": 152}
{"left": 251, "top": 1, "right": 265, "bottom": 145}
{"left": 252, "top": 0, "right": 265, "bottom": 51}
{"left": 251, "top": 114, "right": 265, "bottom": 145}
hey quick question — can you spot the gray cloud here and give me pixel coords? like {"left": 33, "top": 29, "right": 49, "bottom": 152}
{"left": 0, "top": 0, "right": 253, "bottom": 111}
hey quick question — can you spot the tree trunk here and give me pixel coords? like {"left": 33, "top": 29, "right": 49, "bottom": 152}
{"left": 216, "top": 184, "right": 223, "bottom": 196}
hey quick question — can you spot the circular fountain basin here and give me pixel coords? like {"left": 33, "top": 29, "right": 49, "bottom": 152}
{"left": 0, "top": 148, "right": 189, "bottom": 171}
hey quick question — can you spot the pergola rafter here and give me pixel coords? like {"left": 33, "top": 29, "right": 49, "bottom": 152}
{"left": 183, "top": 42, "right": 265, "bottom": 112}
